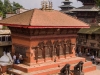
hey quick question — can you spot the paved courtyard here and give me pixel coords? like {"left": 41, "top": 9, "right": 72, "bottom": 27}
{"left": 85, "top": 64, "right": 100, "bottom": 75}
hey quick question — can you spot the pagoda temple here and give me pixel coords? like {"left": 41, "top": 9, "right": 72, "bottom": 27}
{"left": 59, "top": 0, "right": 75, "bottom": 16}
{"left": 73, "top": 0, "right": 99, "bottom": 25}
{"left": 72, "top": 0, "right": 100, "bottom": 57}
{"left": 0, "top": 1, "right": 96, "bottom": 75}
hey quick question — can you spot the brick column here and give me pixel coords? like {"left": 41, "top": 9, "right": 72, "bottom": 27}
{"left": 26, "top": 47, "right": 36, "bottom": 66}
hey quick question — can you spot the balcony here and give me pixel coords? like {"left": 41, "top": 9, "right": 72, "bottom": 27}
{"left": 0, "top": 41, "right": 12, "bottom": 46}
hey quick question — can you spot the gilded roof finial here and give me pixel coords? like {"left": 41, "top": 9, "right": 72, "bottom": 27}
{"left": 41, "top": 0, "right": 45, "bottom": 10}
{"left": 49, "top": 0, "right": 53, "bottom": 10}
{"left": 41, "top": 0, "right": 53, "bottom": 10}
{"left": 45, "top": 1, "right": 49, "bottom": 9}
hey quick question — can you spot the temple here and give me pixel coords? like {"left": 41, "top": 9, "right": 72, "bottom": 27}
{"left": 59, "top": 0, "right": 75, "bottom": 16}
{"left": 73, "top": 0, "right": 99, "bottom": 25}
{"left": 0, "top": 1, "right": 96, "bottom": 75}
{"left": 72, "top": 0, "right": 100, "bottom": 57}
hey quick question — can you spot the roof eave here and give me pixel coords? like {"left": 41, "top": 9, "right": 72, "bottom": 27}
{"left": 0, "top": 23, "right": 90, "bottom": 29}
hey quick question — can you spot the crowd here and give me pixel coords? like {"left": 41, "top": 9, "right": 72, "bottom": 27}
{"left": 76, "top": 51, "right": 100, "bottom": 65}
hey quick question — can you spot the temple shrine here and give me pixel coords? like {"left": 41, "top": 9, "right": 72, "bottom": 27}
{"left": 0, "top": 1, "right": 96, "bottom": 75}
{"left": 73, "top": 0, "right": 99, "bottom": 25}
{"left": 59, "top": 0, "right": 75, "bottom": 16}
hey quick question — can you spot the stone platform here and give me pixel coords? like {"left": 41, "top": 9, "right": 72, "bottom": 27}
{"left": 8, "top": 57, "right": 96, "bottom": 75}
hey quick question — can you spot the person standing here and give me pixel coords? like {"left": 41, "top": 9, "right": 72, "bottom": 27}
{"left": 13, "top": 54, "right": 16, "bottom": 64}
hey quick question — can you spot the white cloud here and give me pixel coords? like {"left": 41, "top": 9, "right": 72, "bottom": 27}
{"left": 9, "top": 0, "right": 83, "bottom": 10}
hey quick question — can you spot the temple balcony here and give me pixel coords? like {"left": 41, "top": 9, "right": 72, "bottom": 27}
{"left": 0, "top": 41, "right": 12, "bottom": 46}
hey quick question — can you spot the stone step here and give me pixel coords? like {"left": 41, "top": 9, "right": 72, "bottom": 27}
{"left": 9, "top": 64, "right": 96, "bottom": 75}
{"left": 14, "top": 57, "right": 86, "bottom": 73}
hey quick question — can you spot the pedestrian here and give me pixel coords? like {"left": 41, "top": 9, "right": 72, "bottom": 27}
{"left": 90, "top": 55, "right": 95, "bottom": 63}
{"left": 15, "top": 57, "right": 20, "bottom": 64}
{"left": 19, "top": 54, "right": 23, "bottom": 63}
{"left": 13, "top": 54, "right": 16, "bottom": 64}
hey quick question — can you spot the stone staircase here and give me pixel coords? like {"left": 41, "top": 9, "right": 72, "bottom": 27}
{"left": 8, "top": 57, "right": 96, "bottom": 75}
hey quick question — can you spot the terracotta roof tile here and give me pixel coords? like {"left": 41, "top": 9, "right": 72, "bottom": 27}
{"left": 0, "top": 9, "right": 89, "bottom": 28}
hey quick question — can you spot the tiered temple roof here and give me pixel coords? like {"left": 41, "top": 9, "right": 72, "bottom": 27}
{"left": 59, "top": 0, "right": 75, "bottom": 16}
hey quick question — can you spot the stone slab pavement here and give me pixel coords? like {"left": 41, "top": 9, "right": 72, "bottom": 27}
{"left": 85, "top": 70, "right": 100, "bottom": 75}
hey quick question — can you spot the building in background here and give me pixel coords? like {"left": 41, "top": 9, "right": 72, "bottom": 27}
{"left": 72, "top": 0, "right": 100, "bottom": 57}
{"left": 16, "top": 8, "right": 28, "bottom": 14}
{"left": 73, "top": 0, "right": 99, "bottom": 25}
{"left": 0, "top": 8, "right": 28, "bottom": 57}
{"left": 59, "top": 0, "right": 75, "bottom": 16}
{"left": 0, "top": 30, "right": 11, "bottom": 57}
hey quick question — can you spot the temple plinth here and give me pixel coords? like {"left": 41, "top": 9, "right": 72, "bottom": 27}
{"left": 0, "top": 8, "right": 96, "bottom": 75}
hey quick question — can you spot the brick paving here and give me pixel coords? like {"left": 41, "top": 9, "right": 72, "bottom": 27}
{"left": 85, "top": 70, "right": 100, "bottom": 75}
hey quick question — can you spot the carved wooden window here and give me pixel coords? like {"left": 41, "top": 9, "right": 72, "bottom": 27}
{"left": 38, "top": 41, "right": 44, "bottom": 58}
{"left": 59, "top": 44, "right": 64, "bottom": 55}
{"left": 65, "top": 44, "right": 70, "bottom": 54}
{"left": 53, "top": 40, "right": 60, "bottom": 56}
{"left": 44, "top": 46, "right": 50, "bottom": 57}
{"left": 45, "top": 40, "right": 53, "bottom": 57}
{"left": 37, "top": 48, "right": 43, "bottom": 59}
{"left": 66, "top": 39, "right": 71, "bottom": 54}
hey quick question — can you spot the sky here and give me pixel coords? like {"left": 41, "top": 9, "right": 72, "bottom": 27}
{"left": 8, "top": 0, "right": 83, "bottom": 10}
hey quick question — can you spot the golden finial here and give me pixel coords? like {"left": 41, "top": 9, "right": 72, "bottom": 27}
{"left": 41, "top": 0, "right": 53, "bottom": 10}
{"left": 49, "top": 0, "right": 53, "bottom": 10}
{"left": 41, "top": 0, "right": 45, "bottom": 10}
{"left": 45, "top": 1, "right": 49, "bottom": 9}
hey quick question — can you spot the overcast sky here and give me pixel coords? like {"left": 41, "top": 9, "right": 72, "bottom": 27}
{"left": 8, "top": 0, "right": 83, "bottom": 10}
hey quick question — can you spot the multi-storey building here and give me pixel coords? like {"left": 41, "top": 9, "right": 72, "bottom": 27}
{"left": 73, "top": 0, "right": 99, "bottom": 25}
{"left": 77, "top": 26, "right": 100, "bottom": 57}
{"left": 72, "top": 0, "right": 100, "bottom": 57}
{"left": 0, "top": 30, "right": 11, "bottom": 57}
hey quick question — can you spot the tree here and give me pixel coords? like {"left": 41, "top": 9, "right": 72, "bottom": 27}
{"left": 3, "top": 0, "right": 12, "bottom": 13}
{"left": 95, "top": 0, "right": 100, "bottom": 8}
{"left": 0, "top": 0, "right": 3, "bottom": 11}
{"left": 12, "top": 2, "right": 23, "bottom": 13}
{"left": 0, "top": 0, "right": 24, "bottom": 18}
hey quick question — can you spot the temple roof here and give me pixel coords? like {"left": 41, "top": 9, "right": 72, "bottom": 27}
{"left": 59, "top": 5, "right": 74, "bottom": 8}
{"left": 72, "top": 5, "right": 99, "bottom": 12}
{"left": 0, "top": 9, "right": 89, "bottom": 28}
{"left": 78, "top": 26, "right": 100, "bottom": 34}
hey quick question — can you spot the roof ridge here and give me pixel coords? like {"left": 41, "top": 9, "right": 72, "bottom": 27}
{"left": 0, "top": 9, "right": 33, "bottom": 21}
{"left": 29, "top": 9, "right": 35, "bottom": 26}
{"left": 55, "top": 10, "right": 90, "bottom": 26}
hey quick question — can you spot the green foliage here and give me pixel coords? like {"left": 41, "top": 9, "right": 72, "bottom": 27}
{"left": 12, "top": 1, "right": 23, "bottom": 13}
{"left": 95, "top": 0, "right": 100, "bottom": 8}
{"left": 0, "top": 12, "right": 3, "bottom": 16}
{"left": 0, "top": 0, "right": 23, "bottom": 18}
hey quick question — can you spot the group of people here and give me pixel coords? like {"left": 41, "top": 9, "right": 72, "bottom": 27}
{"left": 13, "top": 53, "right": 23, "bottom": 64}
